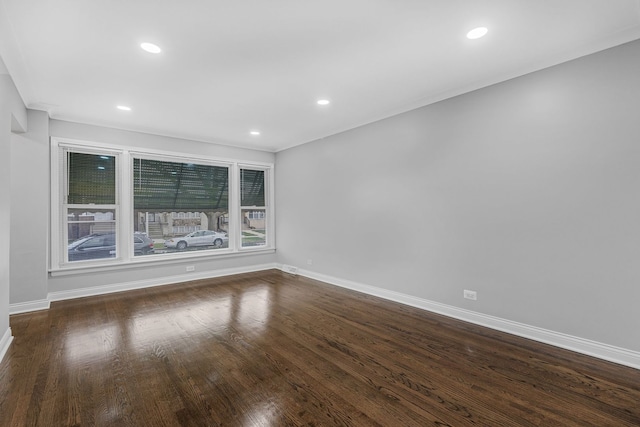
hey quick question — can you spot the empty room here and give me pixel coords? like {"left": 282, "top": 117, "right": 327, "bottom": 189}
{"left": 1, "top": 1, "right": 640, "bottom": 426}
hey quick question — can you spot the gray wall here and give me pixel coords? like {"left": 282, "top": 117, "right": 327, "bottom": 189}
{"left": 275, "top": 40, "right": 640, "bottom": 352}
{"left": 10, "top": 110, "right": 49, "bottom": 305}
{"left": 46, "top": 120, "right": 277, "bottom": 294}
{"left": 0, "top": 71, "right": 27, "bottom": 342}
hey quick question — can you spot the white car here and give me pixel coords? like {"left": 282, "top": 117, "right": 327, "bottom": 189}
{"left": 164, "top": 230, "right": 228, "bottom": 250}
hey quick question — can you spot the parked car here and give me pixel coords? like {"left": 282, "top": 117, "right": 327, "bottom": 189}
{"left": 133, "top": 232, "right": 155, "bottom": 257}
{"left": 68, "top": 232, "right": 155, "bottom": 261}
{"left": 164, "top": 230, "right": 228, "bottom": 250}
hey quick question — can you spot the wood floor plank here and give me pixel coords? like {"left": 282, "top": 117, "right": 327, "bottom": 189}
{"left": 1, "top": 270, "right": 639, "bottom": 426}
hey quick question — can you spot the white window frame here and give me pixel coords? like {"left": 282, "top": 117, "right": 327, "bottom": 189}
{"left": 50, "top": 137, "right": 275, "bottom": 273}
{"left": 130, "top": 152, "right": 235, "bottom": 253}
{"left": 238, "top": 165, "right": 273, "bottom": 250}
{"left": 51, "top": 143, "right": 123, "bottom": 268}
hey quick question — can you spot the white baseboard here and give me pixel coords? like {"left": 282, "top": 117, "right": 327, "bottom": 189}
{"left": 283, "top": 265, "right": 640, "bottom": 371}
{"left": 9, "top": 299, "right": 50, "bottom": 315}
{"left": 49, "top": 263, "right": 278, "bottom": 302}
{"left": 0, "top": 327, "right": 13, "bottom": 364}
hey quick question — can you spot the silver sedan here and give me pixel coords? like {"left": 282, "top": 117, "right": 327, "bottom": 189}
{"left": 164, "top": 230, "right": 228, "bottom": 250}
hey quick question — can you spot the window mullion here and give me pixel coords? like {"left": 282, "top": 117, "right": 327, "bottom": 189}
{"left": 229, "top": 164, "right": 240, "bottom": 251}
{"left": 120, "top": 152, "right": 132, "bottom": 261}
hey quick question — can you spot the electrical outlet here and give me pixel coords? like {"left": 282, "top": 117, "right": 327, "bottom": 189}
{"left": 186, "top": 265, "right": 195, "bottom": 272}
{"left": 463, "top": 290, "right": 477, "bottom": 300}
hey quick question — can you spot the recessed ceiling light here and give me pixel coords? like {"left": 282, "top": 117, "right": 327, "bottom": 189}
{"left": 467, "top": 27, "right": 488, "bottom": 40}
{"left": 317, "top": 99, "right": 330, "bottom": 106}
{"left": 117, "top": 105, "right": 132, "bottom": 111}
{"left": 250, "top": 131, "right": 261, "bottom": 136}
{"left": 140, "top": 42, "right": 162, "bottom": 54}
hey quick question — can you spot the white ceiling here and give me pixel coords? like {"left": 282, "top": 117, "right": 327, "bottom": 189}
{"left": 1, "top": 0, "right": 640, "bottom": 152}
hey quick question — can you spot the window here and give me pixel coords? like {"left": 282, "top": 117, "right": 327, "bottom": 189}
{"left": 133, "top": 157, "right": 229, "bottom": 255}
{"left": 240, "top": 168, "right": 268, "bottom": 248}
{"left": 63, "top": 150, "right": 119, "bottom": 263}
{"left": 51, "top": 138, "right": 274, "bottom": 270}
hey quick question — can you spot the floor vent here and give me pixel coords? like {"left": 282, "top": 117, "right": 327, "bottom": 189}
{"left": 282, "top": 265, "right": 299, "bottom": 275}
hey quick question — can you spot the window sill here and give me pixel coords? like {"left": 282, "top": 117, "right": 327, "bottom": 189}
{"left": 49, "top": 247, "right": 276, "bottom": 277}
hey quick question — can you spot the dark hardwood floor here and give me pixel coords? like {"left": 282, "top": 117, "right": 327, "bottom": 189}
{"left": 1, "top": 270, "right": 638, "bottom": 426}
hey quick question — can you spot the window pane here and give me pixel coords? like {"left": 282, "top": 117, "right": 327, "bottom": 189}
{"left": 133, "top": 159, "right": 229, "bottom": 255}
{"left": 67, "top": 209, "right": 116, "bottom": 262}
{"left": 241, "top": 169, "right": 265, "bottom": 207}
{"left": 68, "top": 153, "right": 116, "bottom": 204}
{"left": 241, "top": 209, "right": 266, "bottom": 247}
